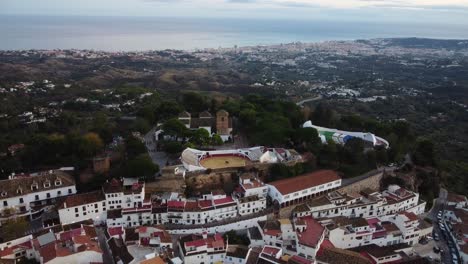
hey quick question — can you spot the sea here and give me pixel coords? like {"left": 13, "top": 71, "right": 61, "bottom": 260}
{"left": 1, "top": 15, "right": 468, "bottom": 51}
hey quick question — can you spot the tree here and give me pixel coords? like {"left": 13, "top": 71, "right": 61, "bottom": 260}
{"left": 132, "top": 118, "right": 151, "bottom": 134}
{"left": 137, "top": 106, "right": 156, "bottom": 124}
{"left": 1, "top": 217, "right": 29, "bottom": 241}
{"left": 125, "top": 153, "right": 159, "bottom": 179}
{"left": 268, "top": 163, "right": 292, "bottom": 181}
{"left": 162, "top": 141, "right": 185, "bottom": 155}
{"left": 294, "top": 127, "right": 321, "bottom": 151}
{"left": 239, "top": 109, "right": 257, "bottom": 127}
{"left": 223, "top": 230, "right": 250, "bottom": 246}
{"left": 312, "top": 103, "right": 336, "bottom": 127}
{"left": 162, "top": 118, "right": 189, "bottom": 140}
{"left": 211, "top": 134, "right": 224, "bottom": 146}
{"left": 190, "top": 128, "right": 210, "bottom": 146}
{"left": 78, "top": 132, "right": 104, "bottom": 158}
{"left": 125, "top": 136, "right": 147, "bottom": 158}
{"left": 156, "top": 101, "right": 183, "bottom": 120}
{"left": 181, "top": 92, "right": 208, "bottom": 113}
{"left": 413, "top": 139, "right": 436, "bottom": 166}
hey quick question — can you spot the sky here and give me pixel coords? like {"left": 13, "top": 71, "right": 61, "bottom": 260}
{"left": 1, "top": 0, "right": 468, "bottom": 25}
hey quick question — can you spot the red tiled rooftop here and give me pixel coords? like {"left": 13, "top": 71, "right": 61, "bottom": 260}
{"left": 198, "top": 200, "right": 213, "bottom": 208}
{"left": 262, "top": 246, "right": 280, "bottom": 256}
{"left": 264, "top": 229, "right": 281, "bottom": 237}
{"left": 447, "top": 193, "right": 467, "bottom": 203}
{"left": 58, "top": 228, "right": 83, "bottom": 241}
{"left": 213, "top": 196, "right": 235, "bottom": 206}
{"left": 185, "top": 201, "right": 198, "bottom": 210}
{"left": 167, "top": 201, "right": 185, "bottom": 208}
{"left": 269, "top": 170, "right": 341, "bottom": 195}
{"left": 289, "top": 255, "right": 313, "bottom": 264}
{"left": 108, "top": 227, "right": 124, "bottom": 237}
{"left": 401, "top": 211, "right": 418, "bottom": 222}
{"left": 59, "top": 191, "right": 104, "bottom": 209}
{"left": 185, "top": 239, "right": 206, "bottom": 248}
{"left": 296, "top": 216, "right": 325, "bottom": 248}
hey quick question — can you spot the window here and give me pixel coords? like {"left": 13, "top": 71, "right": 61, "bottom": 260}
{"left": 46, "top": 193, "right": 51, "bottom": 198}
{"left": 17, "top": 188, "right": 22, "bottom": 194}
{"left": 44, "top": 181, "right": 51, "bottom": 188}
{"left": 75, "top": 208, "right": 79, "bottom": 213}
{"left": 35, "top": 195, "right": 39, "bottom": 200}
{"left": 68, "top": 189, "right": 72, "bottom": 194}
{"left": 55, "top": 179, "right": 62, "bottom": 186}
{"left": 19, "top": 198, "right": 24, "bottom": 203}
{"left": 57, "top": 191, "right": 61, "bottom": 195}
{"left": 31, "top": 183, "right": 38, "bottom": 191}
{"left": 95, "top": 204, "right": 98, "bottom": 209}
{"left": 3, "top": 201, "right": 7, "bottom": 206}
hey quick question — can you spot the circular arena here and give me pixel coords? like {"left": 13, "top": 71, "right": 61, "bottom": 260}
{"left": 180, "top": 147, "right": 264, "bottom": 171}
{"left": 199, "top": 155, "right": 250, "bottom": 169}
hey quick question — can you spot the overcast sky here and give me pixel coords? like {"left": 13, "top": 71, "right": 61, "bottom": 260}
{"left": 2, "top": 0, "right": 468, "bottom": 25}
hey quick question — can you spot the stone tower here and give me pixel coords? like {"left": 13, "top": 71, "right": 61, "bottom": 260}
{"left": 216, "top": 110, "right": 229, "bottom": 135}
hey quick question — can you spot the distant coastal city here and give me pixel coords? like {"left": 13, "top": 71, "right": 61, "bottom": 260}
{"left": 1, "top": 30, "right": 468, "bottom": 264}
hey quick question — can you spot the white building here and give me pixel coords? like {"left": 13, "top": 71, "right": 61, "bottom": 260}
{"left": 32, "top": 225, "right": 103, "bottom": 264}
{"left": 107, "top": 175, "right": 268, "bottom": 229}
{"left": 303, "top": 120, "right": 389, "bottom": 148}
{"left": 0, "top": 235, "right": 35, "bottom": 263}
{"left": 267, "top": 170, "right": 342, "bottom": 208}
{"left": 293, "top": 185, "right": 426, "bottom": 220}
{"left": 178, "top": 232, "right": 226, "bottom": 264}
{"left": 325, "top": 213, "right": 433, "bottom": 249}
{"left": 135, "top": 226, "right": 173, "bottom": 249}
{"left": 0, "top": 170, "right": 77, "bottom": 222}
{"left": 58, "top": 191, "right": 107, "bottom": 225}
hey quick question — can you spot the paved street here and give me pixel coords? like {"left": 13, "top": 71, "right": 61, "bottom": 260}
{"left": 144, "top": 127, "right": 170, "bottom": 171}
{"left": 96, "top": 227, "right": 114, "bottom": 264}
{"left": 412, "top": 239, "right": 441, "bottom": 262}
{"left": 426, "top": 188, "right": 454, "bottom": 264}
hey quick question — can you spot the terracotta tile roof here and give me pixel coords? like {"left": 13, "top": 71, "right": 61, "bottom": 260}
{"left": 39, "top": 243, "right": 57, "bottom": 263}
{"left": 198, "top": 200, "right": 213, "bottom": 209}
{"left": 213, "top": 196, "right": 235, "bottom": 206}
{"left": 108, "top": 227, "right": 124, "bottom": 237}
{"left": 401, "top": 211, "right": 419, "bottom": 222}
{"left": 269, "top": 170, "right": 340, "bottom": 195}
{"left": 262, "top": 246, "right": 281, "bottom": 256}
{"left": 0, "top": 170, "right": 74, "bottom": 199}
{"left": 447, "top": 192, "right": 467, "bottom": 203}
{"left": 351, "top": 243, "right": 409, "bottom": 258}
{"left": 317, "top": 247, "right": 372, "bottom": 264}
{"left": 83, "top": 225, "right": 97, "bottom": 238}
{"left": 296, "top": 216, "right": 324, "bottom": 248}
{"left": 288, "top": 255, "right": 313, "bottom": 264}
{"left": 59, "top": 190, "right": 105, "bottom": 209}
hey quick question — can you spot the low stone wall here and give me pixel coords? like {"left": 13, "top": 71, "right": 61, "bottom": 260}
{"left": 338, "top": 171, "right": 384, "bottom": 194}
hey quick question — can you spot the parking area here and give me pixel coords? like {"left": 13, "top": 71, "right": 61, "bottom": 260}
{"left": 127, "top": 245, "right": 158, "bottom": 263}
{"left": 412, "top": 239, "right": 441, "bottom": 262}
